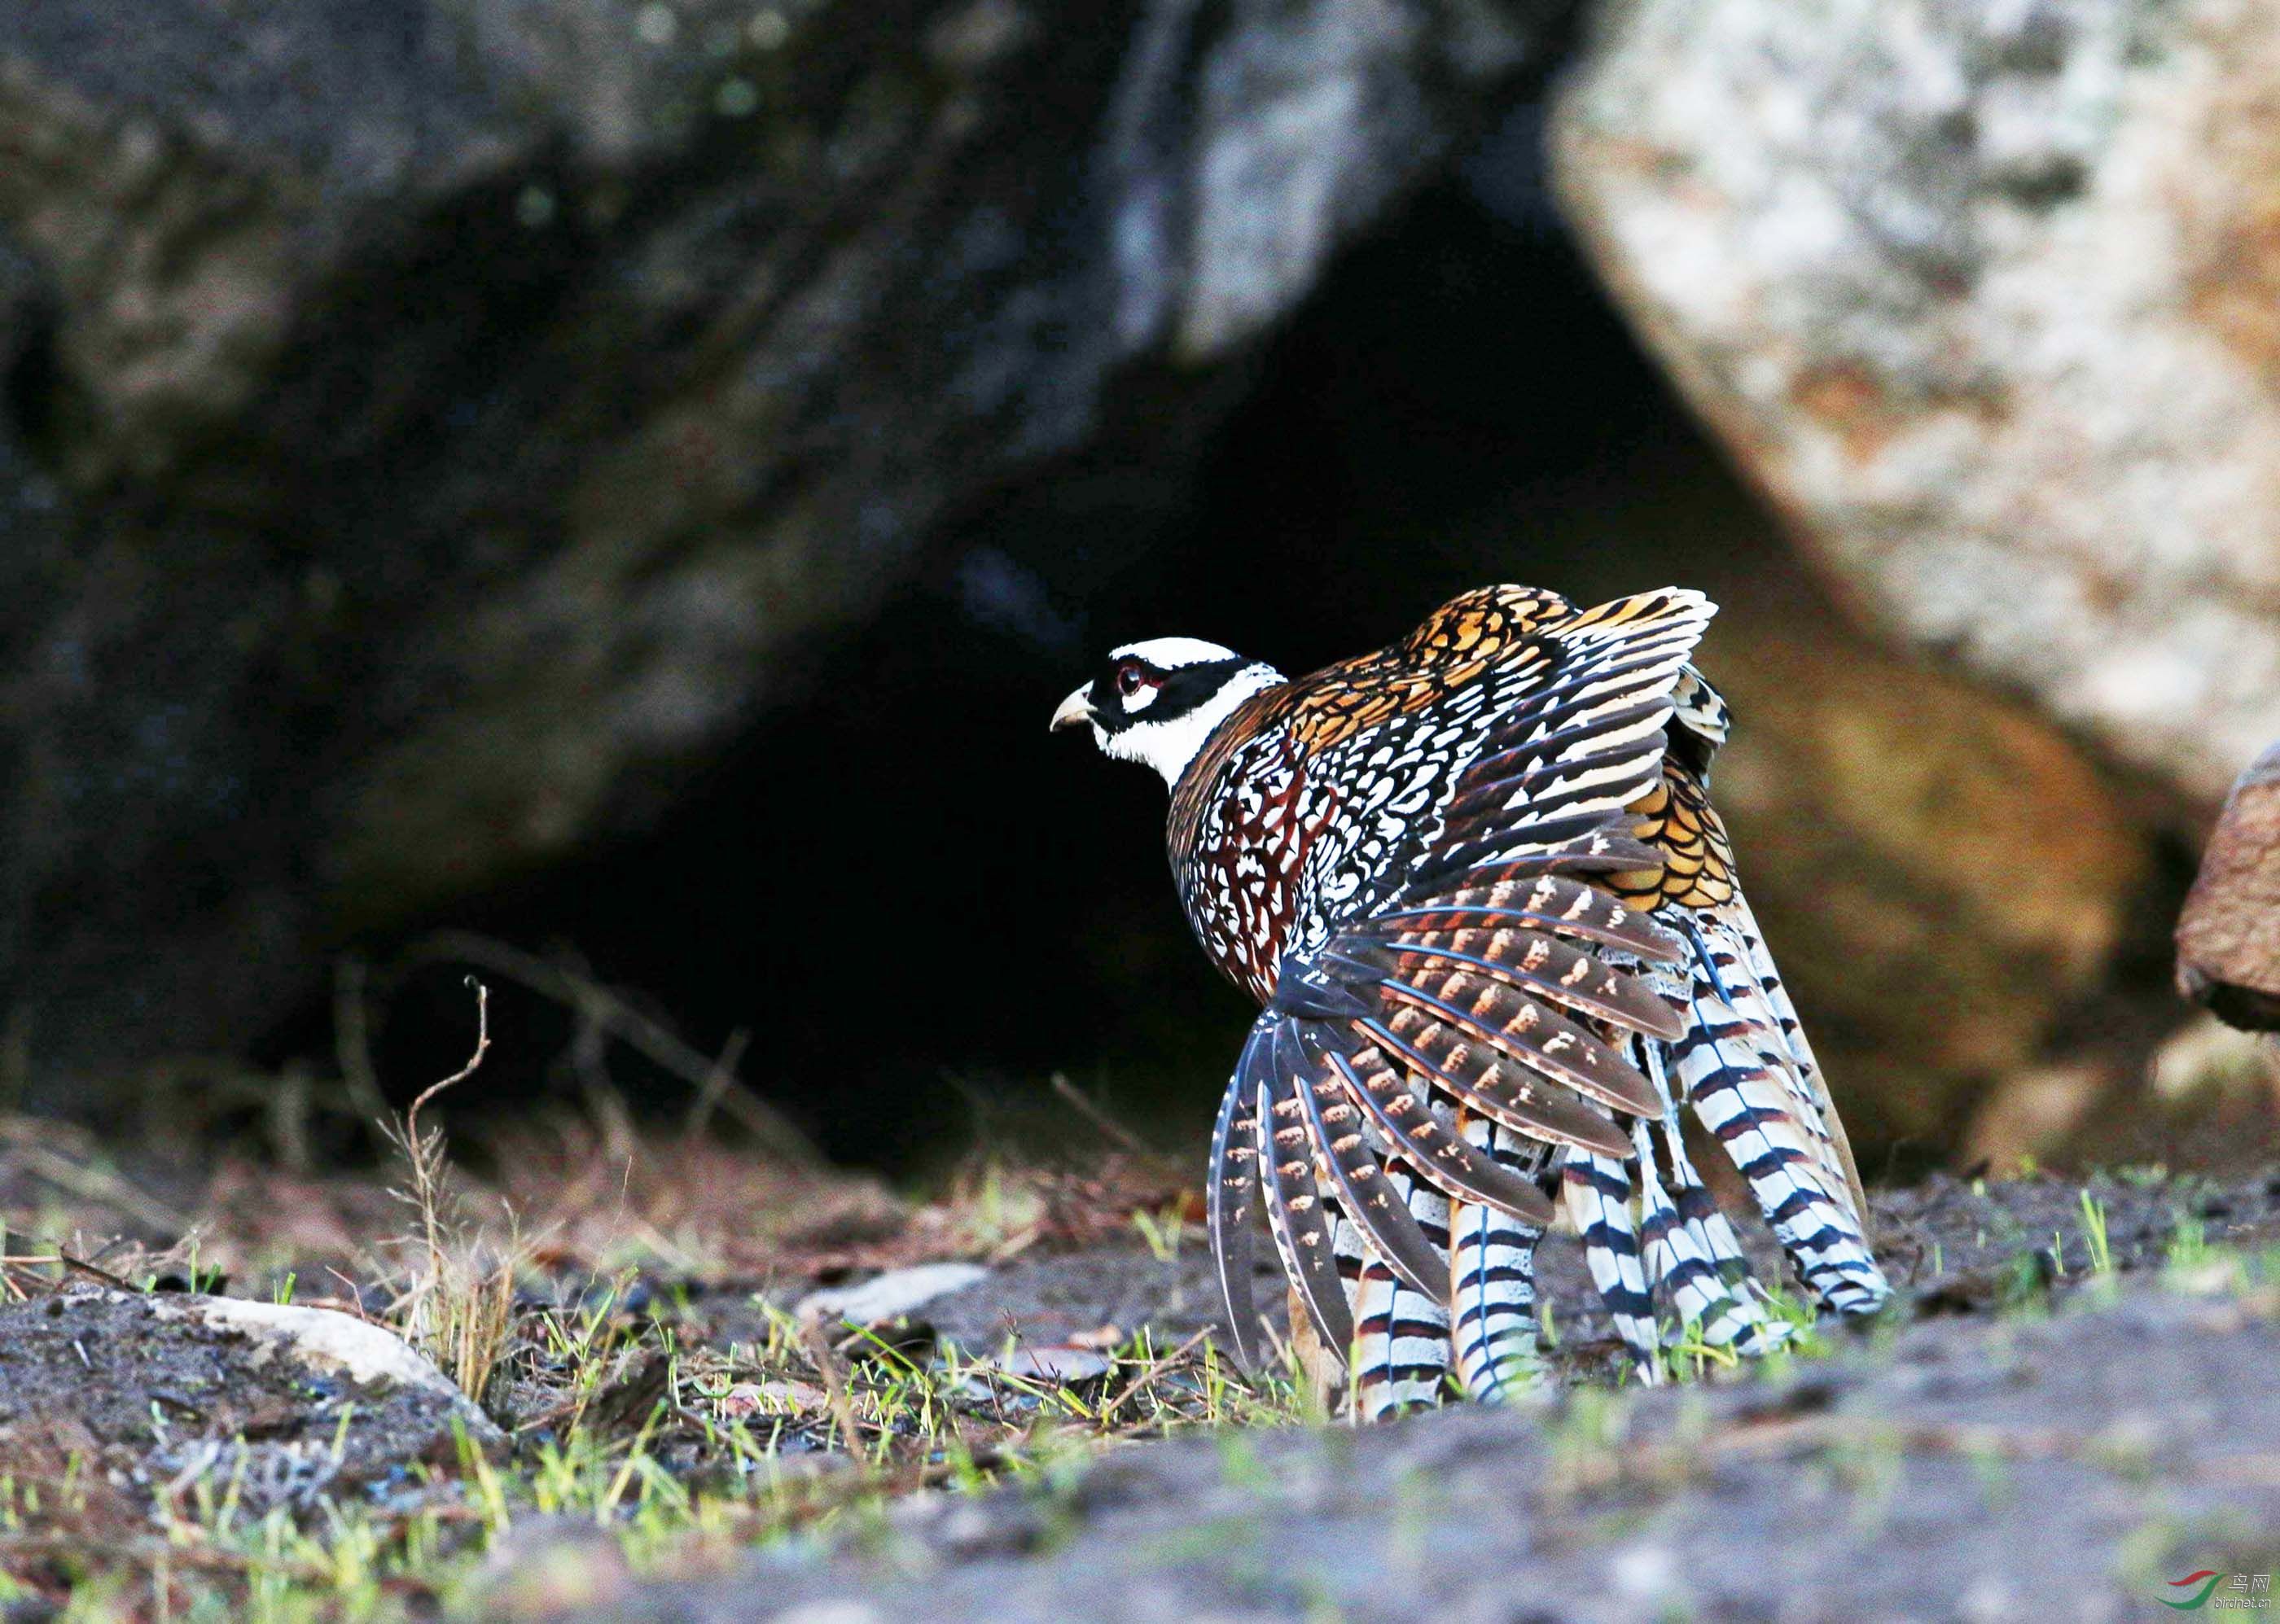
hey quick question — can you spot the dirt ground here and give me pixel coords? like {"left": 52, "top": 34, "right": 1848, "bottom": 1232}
{"left": 3, "top": 1136, "right": 2279, "bottom": 1619}
{"left": 533, "top": 1169, "right": 2280, "bottom": 1622}
{"left": 570, "top": 1285, "right": 2280, "bottom": 1623}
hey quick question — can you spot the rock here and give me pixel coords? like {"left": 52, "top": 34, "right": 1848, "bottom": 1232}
{"left": 0, "top": 0, "right": 1562, "bottom": 1094}
{"left": 154, "top": 1290, "right": 502, "bottom": 1419}
{"left": 2177, "top": 742, "right": 2280, "bottom": 1029}
{"left": 1698, "top": 576, "right": 2147, "bottom": 1147}
{"left": 797, "top": 1262, "right": 990, "bottom": 1327}
{"left": 0, "top": 1289, "right": 497, "bottom": 1515}
{"left": 1553, "top": 0, "right": 2280, "bottom": 810}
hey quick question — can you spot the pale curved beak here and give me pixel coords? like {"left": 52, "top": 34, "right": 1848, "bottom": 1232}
{"left": 1050, "top": 685, "right": 1095, "bottom": 734}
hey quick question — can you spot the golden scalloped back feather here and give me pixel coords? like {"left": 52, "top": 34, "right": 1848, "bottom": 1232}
{"left": 1611, "top": 768, "right": 1738, "bottom": 913}
{"left": 1282, "top": 586, "right": 1575, "bottom": 753}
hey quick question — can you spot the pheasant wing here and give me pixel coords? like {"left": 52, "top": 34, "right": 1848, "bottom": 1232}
{"left": 1202, "top": 589, "right": 1728, "bottom": 1365}
{"left": 1403, "top": 588, "right": 1721, "bottom": 889}
{"left": 1206, "top": 1019, "right": 1273, "bottom": 1369}
{"left": 1217, "top": 825, "right": 1695, "bottom": 1356}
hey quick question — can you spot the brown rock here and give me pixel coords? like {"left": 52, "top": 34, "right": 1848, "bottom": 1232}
{"left": 2177, "top": 742, "right": 2280, "bottom": 1029}
{"left": 1702, "top": 583, "right": 2146, "bottom": 1148}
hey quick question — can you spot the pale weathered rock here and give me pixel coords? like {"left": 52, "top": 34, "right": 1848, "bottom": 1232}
{"left": 152, "top": 1290, "right": 500, "bottom": 1423}
{"left": 2177, "top": 742, "right": 2280, "bottom": 1028}
{"left": 0, "top": 0, "right": 1563, "bottom": 1092}
{"left": 1554, "top": 0, "right": 2280, "bottom": 808}
{"left": 797, "top": 1261, "right": 989, "bottom": 1327}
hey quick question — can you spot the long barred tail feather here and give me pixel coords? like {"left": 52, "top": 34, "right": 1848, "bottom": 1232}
{"left": 1667, "top": 1171, "right": 1752, "bottom": 1300}
{"left": 1708, "top": 889, "right": 1871, "bottom": 1227}
{"left": 1631, "top": 1114, "right": 1782, "bottom": 1355}
{"left": 1624, "top": 981, "right": 1787, "bottom": 1355}
{"left": 1319, "top": 1197, "right": 1367, "bottom": 1396}
{"left": 1651, "top": 1110, "right": 1787, "bottom": 1355}
{"left": 1447, "top": 1118, "right": 1553, "bottom": 1403}
{"left": 1673, "top": 909, "right": 1888, "bottom": 1317}
{"left": 1561, "top": 1148, "right": 1660, "bottom": 1382}
{"left": 1351, "top": 1162, "right": 1453, "bottom": 1420}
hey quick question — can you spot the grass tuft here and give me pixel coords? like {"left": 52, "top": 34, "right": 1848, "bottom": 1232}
{"left": 375, "top": 979, "right": 521, "bottom": 1410}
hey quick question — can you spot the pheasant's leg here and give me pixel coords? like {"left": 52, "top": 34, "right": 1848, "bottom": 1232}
{"left": 1285, "top": 1284, "right": 1340, "bottom": 1414}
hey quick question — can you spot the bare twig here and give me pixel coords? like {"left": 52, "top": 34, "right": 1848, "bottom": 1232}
{"left": 797, "top": 1313, "right": 869, "bottom": 1465}
{"left": 400, "top": 931, "right": 815, "bottom": 1162}
{"left": 1050, "top": 1072, "right": 1153, "bottom": 1157}
{"left": 406, "top": 977, "right": 492, "bottom": 1135}
{"left": 382, "top": 978, "right": 518, "bottom": 1407}
{"left": 683, "top": 1028, "right": 752, "bottom": 1140}
{"left": 57, "top": 1252, "right": 134, "bottom": 1290}
{"left": 1101, "top": 1327, "right": 1213, "bottom": 1417}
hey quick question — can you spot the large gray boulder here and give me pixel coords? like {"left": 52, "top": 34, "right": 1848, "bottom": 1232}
{"left": 0, "top": 0, "right": 1563, "bottom": 1091}
{"left": 1554, "top": 0, "right": 2280, "bottom": 810}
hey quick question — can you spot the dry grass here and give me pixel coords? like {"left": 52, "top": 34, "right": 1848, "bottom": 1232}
{"left": 370, "top": 979, "right": 519, "bottom": 1407}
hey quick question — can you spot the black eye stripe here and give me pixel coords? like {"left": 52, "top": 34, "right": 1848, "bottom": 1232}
{"left": 1088, "top": 654, "right": 1247, "bottom": 733}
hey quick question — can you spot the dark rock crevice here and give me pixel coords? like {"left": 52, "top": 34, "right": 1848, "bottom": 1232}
{"left": 0, "top": 0, "right": 1564, "bottom": 1101}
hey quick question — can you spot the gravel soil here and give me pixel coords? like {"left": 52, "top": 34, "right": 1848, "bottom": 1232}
{"left": 550, "top": 1170, "right": 2280, "bottom": 1622}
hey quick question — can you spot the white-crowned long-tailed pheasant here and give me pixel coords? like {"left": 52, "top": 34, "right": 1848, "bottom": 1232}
{"left": 1051, "top": 586, "right": 1889, "bottom": 1420}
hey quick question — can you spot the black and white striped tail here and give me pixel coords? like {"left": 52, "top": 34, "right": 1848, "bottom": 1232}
{"left": 1448, "top": 1119, "right": 1554, "bottom": 1403}
{"left": 1563, "top": 1147, "right": 1659, "bottom": 1381}
{"left": 1350, "top": 1163, "right": 1451, "bottom": 1420}
{"left": 1624, "top": 1015, "right": 1787, "bottom": 1355}
{"left": 1631, "top": 1112, "right": 1786, "bottom": 1357}
{"left": 1705, "top": 889, "right": 1870, "bottom": 1220}
{"left": 1671, "top": 903, "right": 1888, "bottom": 1318}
